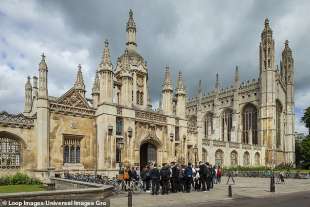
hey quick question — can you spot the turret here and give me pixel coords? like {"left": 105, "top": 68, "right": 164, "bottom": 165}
{"left": 215, "top": 73, "right": 219, "bottom": 91}
{"left": 38, "top": 53, "right": 48, "bottom": 99}
{"left": 161, "top": 66, "right": 173, "bottom": 115}
{"left": 281, "top": 40, "right": 295, "bottom": 163}
{"left": 36, "top": 53, "right": 49, "bottom": 171}
{"left": 32, "top": 76, "right": 38, "bottom": 99}
{"left": 120, "top": 69, "right": 133, "bottom": 107}
{"left": 92, "top": 71, "right": 100, "bottom": 108}
{"left": 99, "top": 39, "right": 114, "bottom": 104}
{"left": 24, "top": 76, "right": 32, "bottom": 114}
{"left": 234, "top": 66, "right": 240, "bottom": 88}
{"left": 126, "top": 9, "right": 137, "bottom": 51}
{"left": 175, "top": 71, "right": 186, "bottom": 119}
{"left": 74, "top": 64, "right": 86, "bottom": 98}
{"left": 259, "top": 18, "right": 277, "bottom": 166}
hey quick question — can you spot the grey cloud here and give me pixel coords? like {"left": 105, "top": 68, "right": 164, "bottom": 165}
{"left": 1, "top": 0, "right": 310, "bottom": 132}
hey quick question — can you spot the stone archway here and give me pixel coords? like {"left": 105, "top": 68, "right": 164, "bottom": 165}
{"left": 140, "top": 142, "right": 157, "bottom": 169}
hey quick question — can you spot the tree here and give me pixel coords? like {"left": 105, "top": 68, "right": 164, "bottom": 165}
{"left": 301, "top": 107, "right": 310, "bottom": 135}
{"left": 301, "top": 137, "right": 310, "bottom": 169}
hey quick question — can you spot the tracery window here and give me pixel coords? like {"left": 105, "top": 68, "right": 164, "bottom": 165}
{"left": 276, "top": 100, "right": 282, "bottom": 148}
{"left": 63, "top": 136, "right": 81, "bottom": 164}
{"left": 0, "top": 134, "right": 21, "bottom": 168}
{"left": 242, "top": 103, "right": 258, "bottom": 144}
{"left": 116, "top": 117, "right": 123, "bottom": 136}
{"left": 243, "top": 151, "right": 250, "bottom": 166}
{"left": 202, "top": 148, "right": 208, "bottom": 163}
{"left": 221, "top": 109, "right": 233, "bottom": 141}
{"left": 230, "top": 151, "right": 238, "bottom": 166}
{"left": 136, "top": 91, "right": 144, "bottom": 105}
{"left": 204, "top": 112, "right": 213, "bottom": 138}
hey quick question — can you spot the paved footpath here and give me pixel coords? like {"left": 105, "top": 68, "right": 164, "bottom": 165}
{"left": 109, "top": 177, "right": 310, "bottom": 207}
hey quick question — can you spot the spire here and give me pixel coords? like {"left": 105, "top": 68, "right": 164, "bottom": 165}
{"left": 215, "top": 73, "right": 219, "bottom": 89}
{"left": 282, "top": 40, "right": 292, "bottom": 55}
{"left": 74, "top": 64, "right": 85, "bottom": 92}
{"left": 126, "top": 9, "right": 137, "bottom": 48}
{"left": 39, "top": 53, "right": 48, "bottom": 71}
{"left": 176, "top": 71, "right": 186, "bottom": 95}
{"left": 234, "top": 66, "right": 240, "bottom": 82}
{"left": 162, "top": 65, "right": 173, "bottom": 91}
{"left": 198, "top": 80, "right": 202, "bottom": 96}
{"left": 261, "top": 18, "right": 272, "bottom": 39}
{"left": 25, "top": 76, "right": 32, "bottom": 90}
{"left": 92, "top": 71, "right": 100, "bottom": 95}
{"left": 147, "top": 85, "right": 152, "bottom": 110}
{"left": 24, "top": 76, "right": 32, "bottom": 113}
{"left": 99, "top": 39, "right": 112, "bottom": 71}
{"left": 127, "top": 9, "right": 136, "bottom": 32}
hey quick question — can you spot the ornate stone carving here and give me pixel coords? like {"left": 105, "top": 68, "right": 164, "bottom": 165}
{"left": 0, "top": 111, "right": 34, "bottom": 128}
{"left": 135, "top": 110, "right": 166, "bottom": 124}
{"left": 213, "top": 140, "right": 226, "bottom": 147}
{"left": 49, "top": 88, "right": 95, "bottom": 117}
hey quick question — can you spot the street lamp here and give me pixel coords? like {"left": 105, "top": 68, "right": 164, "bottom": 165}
{"left": 117, "top": 140, "right": 124, "bottom": 173}
{"left": 193, "top": 144, "right": 198, "bottom": 167}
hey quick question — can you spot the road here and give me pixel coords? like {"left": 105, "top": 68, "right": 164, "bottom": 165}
{"left": 171, "top": 191, "right": 310, "bottom": 207}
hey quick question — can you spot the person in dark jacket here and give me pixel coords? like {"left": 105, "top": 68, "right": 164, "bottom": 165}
{"left": 171, "top": 163, "right": 180, "bottom": 193}
{"left": 199, "top": 161, "right": 207, "bottom": 191}
{"left": 160, "top": 163, "right": 171, "bottom": 195}
{"left": 184, "top": 163, "right": 193, "bottom": 193}
{"left": 150, "top": 163, "right": 160, "bottom": 195}
{"left": 140, "top": 166, "right": 147, "bottom": 191}
{"left": 206, "top": 162, "right": 212, "bottom": 191}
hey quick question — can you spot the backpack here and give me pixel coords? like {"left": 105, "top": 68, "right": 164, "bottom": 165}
{"left": 202, "top": 165, "right": 208, "bottom": 176}
{"left": 161, "top": 168, "right": 170, "bottom": 179}
{"left": 185, "top": 167, "right": 193, "bottom": 177}
{"left": 124, "top": 171, "right": 129, "bottom": 180}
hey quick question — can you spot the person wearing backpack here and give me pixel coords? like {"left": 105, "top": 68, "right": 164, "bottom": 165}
{"left": 150, "top": 163, "right": 160, "bottom": 195}
{"left": 160, "top": 163, "right": 171, "bottom": 195}
{"left": 199, "top": 161, "right": 207, "bottom": 191}
{"left": 205, "top": 162, "right": 212, "bottom": 191}
{"left": 184, "top": 163, "right": 193, "bottom": 193}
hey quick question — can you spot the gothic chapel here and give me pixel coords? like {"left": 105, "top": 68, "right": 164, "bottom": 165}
{"left": 0, "top": 10, "right": 295, "bottom": 178}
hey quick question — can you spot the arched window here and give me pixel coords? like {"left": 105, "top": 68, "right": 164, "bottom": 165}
{"left": 64, "top": 146, "right": 69, "bottom": 163}
{"left": 215, "top": 149, "right": 224, "bottom": 166}
{"left": 243, "top": 151, "right": 250, "bottom": 166}
{"left": 230, "top": 151, "right": 238, "bottom": 166}
{"left": 254, "top": 152, "right": 260, "bottom": 166}
{"left": 276, "top": 100, "right": 282, "bottom": 148}
{"left": 0, "top": 133, "right": 22, "bottom": 168}
{"left": 221, "top": 109, "right": 233, "bottom": 141}
{"left": 204, "top": 112, "right": 213, "bottom": 138}
{"left": 242, "top": 103, "right": 258, "bottom": 144}
{"left": 202, "top": 148, "right": 208, "bottom": 163}
{"left": 63, "top": 136, "right": 81, "bottom": 164}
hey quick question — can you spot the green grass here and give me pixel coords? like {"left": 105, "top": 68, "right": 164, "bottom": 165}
{"left": 0, "top": 184, "right": 44, "bottom": 193}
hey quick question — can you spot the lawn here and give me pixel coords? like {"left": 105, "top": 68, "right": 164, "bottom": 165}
{"left": 0, "top": 184, "right": 44, "bottom": 193}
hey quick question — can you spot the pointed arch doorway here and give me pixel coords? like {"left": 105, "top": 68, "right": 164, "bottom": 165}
{"left": 140, "top": 142, "right": 157, "bottom": 168}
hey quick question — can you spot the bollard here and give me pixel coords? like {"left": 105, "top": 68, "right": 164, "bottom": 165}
{"left": 228, "top": 185, "right": 232, "bottom": 197}
{"left": 270, "top": 175, "right": 275, "bottom": 192}
{"left": 128, "top": 189, "right": 133, "bottom": 207}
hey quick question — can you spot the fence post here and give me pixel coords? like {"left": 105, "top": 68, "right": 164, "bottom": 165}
{"left": 128, "top": 189, "right": 133, "bottom": 207}
{"left": 270, "top": 175, "right": 275, "bottom": 192}
{"left": 228, "top": 185, "right": 232, "bottom": 197}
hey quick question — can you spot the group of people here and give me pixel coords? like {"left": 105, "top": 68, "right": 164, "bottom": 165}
{"left": 120, "top": 161, "right": 223, "bottom": 195}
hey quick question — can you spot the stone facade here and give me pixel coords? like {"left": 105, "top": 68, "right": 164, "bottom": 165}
{"left": 0, "top": 11, "right": 295, "bottom": 178}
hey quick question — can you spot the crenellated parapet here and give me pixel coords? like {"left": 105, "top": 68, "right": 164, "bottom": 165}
{"left": 0, "top": 111, "right": 34, "bottom": 128}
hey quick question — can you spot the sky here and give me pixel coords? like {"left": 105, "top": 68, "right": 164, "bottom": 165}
{"left": 0, "top": 0, "right": 309, "bottom": 133}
